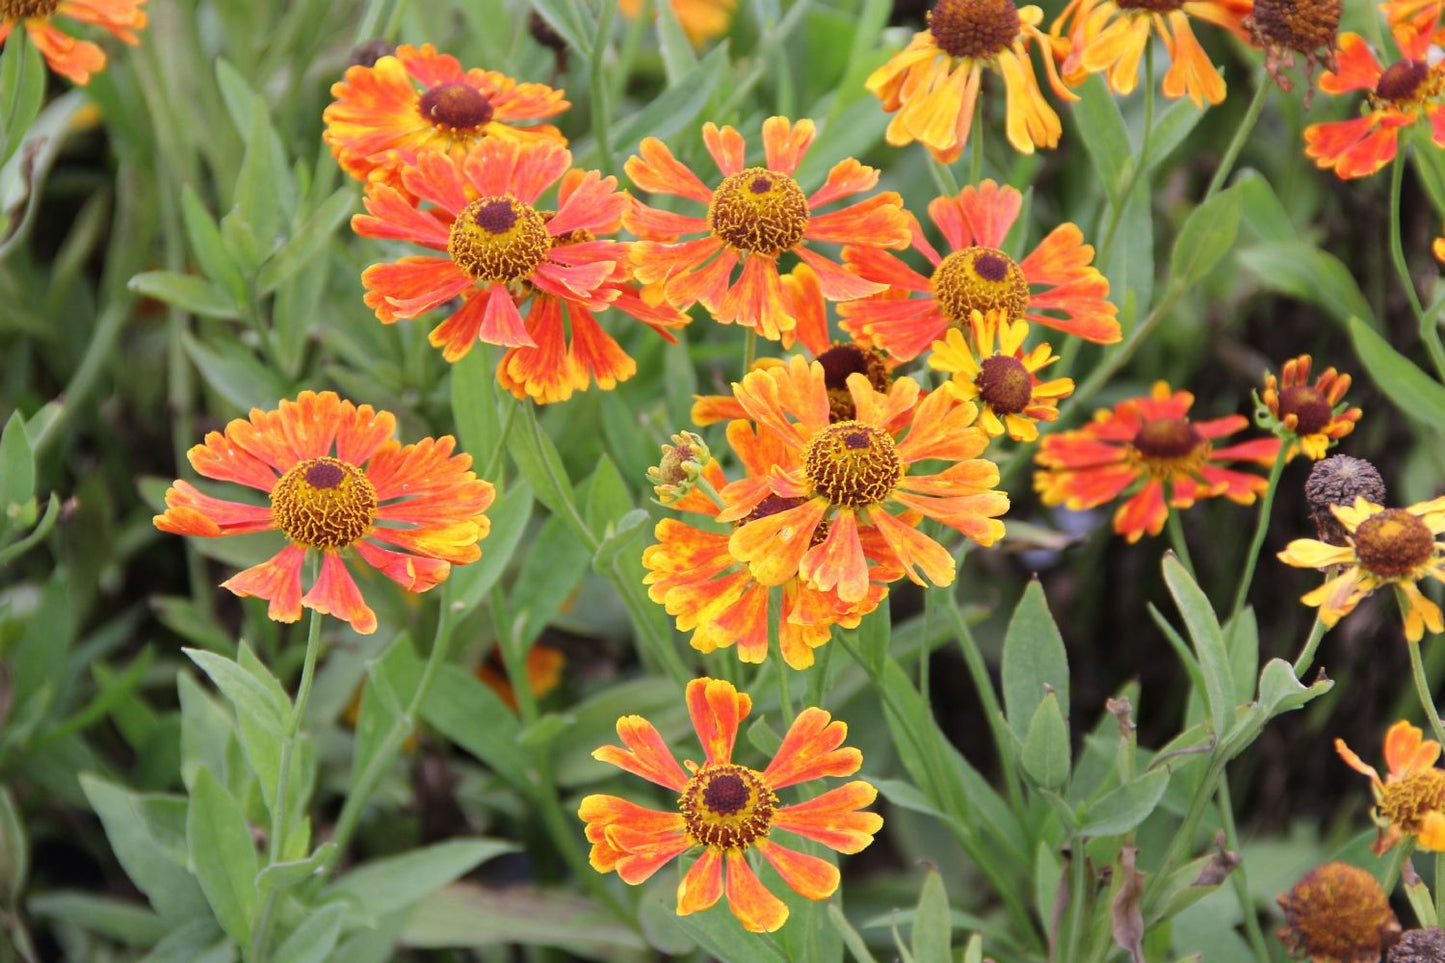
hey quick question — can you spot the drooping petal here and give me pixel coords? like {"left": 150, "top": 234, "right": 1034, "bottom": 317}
{"left": 676, "top": 848, "right": 726, "bottom": 915}
{"left": 220, "top": 544, "right": 308, "bottom": 625}
{"left": 686, "top": 677, "right": 753, "bottom": 766}
{"left": 724, "top": 850, "right": 789, "bottom": 933}
{"left": 301, "top": 551, "right": 378, "bottom": 634}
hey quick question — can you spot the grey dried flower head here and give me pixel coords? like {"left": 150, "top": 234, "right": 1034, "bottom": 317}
{"left": 1391, "top": 928, "right": 1445, "bottom": 963}
{"left": 1306, "top": 455, "right": 1387, "bottom": 545}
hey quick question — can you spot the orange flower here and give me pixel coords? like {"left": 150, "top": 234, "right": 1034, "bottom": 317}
{"left": 324, "top": 43, "right": 567, "bottom": 191}
{"left": 618, "top": 0, "right": 736, "bottom": 45}
{"left": 1034, "top": 381, "right": 1280, "bottom": 543}
{"left": 866, "top": 0, "right": 1075, "bottom": 161}
{"left": 1260, "top": 354, "right": 1361, "bottom": 461}
{"left": 719, "top": 355, "right": 1008, "bottom": 603}
{"left": 1337, "top": 720, "right": 1445, "bottom": 853}
{"left": 1, "top": 0, "right": 146, "bottom": 85}
{"left": 352, "top": 141, "right": 681, "bottom": 401}
{"left": 580, "top": 677, "right": 882, "bottom": 932}
{"left": 927, "top": 310, "right": 1074, "bottom": 442}
{"left": 624, "top": 116, "right": 912, "bottom": 341}
{"left": 1052, "top": 0, "right": 1251, "bottom": 107}
{"left": 153, "top": 391, "right": 494, "bottom": 635}
{"left": 1304, "top": 21, "right": 1445, "bottom": 180}
{"left": 644, "top": 445, "right": 901, "bottom": 669}
{"left": 475, "top": 643, "right": 566, "bottom": 712}
{"left": 1277, "top": 496, "right": 1445, "bottom": 641}
{"left": 839, "top": 180, "right": 1120, "bottom": 360}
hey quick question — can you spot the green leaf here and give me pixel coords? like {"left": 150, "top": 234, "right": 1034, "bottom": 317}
{"left": 1107, "top": 186, "right": 1153, "bottom": 326}
{"left": 0, "top": 788, "right": 27, "bottom": 904}
{"left": 1348, "top": 315, "right": 1445, "bottom": 425}
{"left": 399, "top": 882, "right": 649, "bottom": 957}
{"left": 603, "top": 46, "right": 728, "bottom": 159}
{"left": 78, "top": 776, "right": 209, "bottom": 923}
{"left": 1021, "top": 691, "right": 1070, "bottom": 791}
{"left": 0, "top": 410, "right": 35, "bottom": 520}
{"left": 231, "top": 92, "right": 293, "bottom": 245}
{"left": 184, "top": 649, "right": 288, "bottom": 737}
{"left": 420, "top": 665, "right": 531, "bottom": 788}
{"left": 528, "top": 0, "right": 591, "bottom": 54}
{"left": 1237, "top": 241, "right": 1374, "bottom": 329}
{"left": 593, "top": 507, "right": 650, "bottom": 569}
{"left": 508, "top": 402, "right": 580, "bottom": 528}
{"left": 255, "top": 185, "right": 356, "bottom": 294}
{"left": 273, "top": 901, "right": 346, "bottom": 963}
{"left": 1233, "top": 169, "right": 1295, "bottom": 243}
{"left": 327, "top": 838, "right": 517, "bottom": 922}
{"left": 1256, "top": 657, "right": 1333, "bottom": 719}
{"left": 1070, "top": 75, "right": 1130, "bottom": 197}
{"left": 0, "top": 30, "right": 45, "bottom": 167}
{"left": 912, "top": 868, "right": 951, "bottom": 963}
{"left": 177, "top": 673, "right": 238, "bottom": 794}
{"left": 828, "top": 902, "right": 879, "bottom": 963}
{"left": 128, "top": 271, "right": 240, "bottom": 320}
{"left": 1168, "top": 183, "right": 1242, "bottom": 289}
{"left": 509, "top": 509, "right": 593, "bottom": 646}
{"left": 256, "top": 845, "right": 335, "bottom": 902}
{"left": 186, "top": 767, "right": 261, "bottom": 947}
{"left": 858, "top": 598, "right": 890, "bottom": 677}
{"left": 441, "top": 483, "right": 532, "bottom": 617}
{"left": 655, "top": 0, "right": 699, "bottom": 81}
{"left": 1161, "top": 555, "right": 1234, "bottom": 732}
{"left": 28, "top": 892, "right": 169, "bottom": 947}
{"left": 1079, "top": 769, "right": 1170, "bottom": 837}
{"left": 449, "top": 347, "right": 503, "bottom": 471}
{"left": 1143, "top": 98, "right": 1206, "bottom": 176}
{"left": 181, "top": 185, "right": 249, "bottom": 305}
{"left": 182, "top": 333, "right": 293, "bottom": 417}
{"left": 1001, "top": 580, "right": 1069, "bottom": 740}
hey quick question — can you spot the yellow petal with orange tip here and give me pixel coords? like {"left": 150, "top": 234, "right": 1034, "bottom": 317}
{"left": 686, "top": 677, "right": 752, "bottom": 767}
{"left": 763, "top": 707, "right": 862, "bottom": 789}
{"left": 755, "top": 839, "right": 840, "bottom": 900}
{"left": 676, "top": 848, "right": 726, "bottom": 915}
{"left": 724, "top": 850, "right": 789, "bottom": 932}
{"left": 1276, "top": 538, "right": 1355, "bottom": 570}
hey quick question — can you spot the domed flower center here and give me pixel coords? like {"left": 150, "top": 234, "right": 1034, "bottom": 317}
{"left": 931, "top": 247, "right": 1030, "bottom": 327}
{"left": 1379, "top": 768, "right": 1445, "bottom": 833}
{"left": 1, "top": 0, "right": 59, "bottom": 17}
{"left": 271, "top": 456, "right": 378, "bottom": 549}
{"left": 1114, "top": 0, "right": 1185, "bottom": 10}
{"left": 1246, "top": 0, "right": 1340, "bottom": 54}
{"left": 816, "top": 342, "right": 891, "bottom": 422}
{"left": 1353, "top": 509, "right": 1436, "bottom": 578}
{"left": 1376, "top": 59, "right": 1430, "bottom": 102}
{"left": 739, "top": 494, "right": 832, "bottom": 546}
{"left": 679, "top": 764, "right": 776, "bottom": 849}
{"left": 417, "top": 82, "right": 495, "bottom": 131}
{"left": 976, "top": 355, "right": 1033, "bottom": 415}
{"left": 1278, "top": 862, "right": 1400, "bottom": 963}
{"left": 448, "top": 196, "right": 551, "bottom": 283}
{"left": 926, "top": 0, "right": 1021, "bottom": 59}
{"left": 1278, "top": 385, "right": 1333, "bottom": 435}
{"left": 803, "top": 421, "right": 904, "bottom": 508}
{"left": 1129, "top": 417, "right": 1208, "bottom": 476}
{"left": 708, "top": 167, "right": 810, "bottom": 255}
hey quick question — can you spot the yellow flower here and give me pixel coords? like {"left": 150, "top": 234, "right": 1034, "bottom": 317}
{"left": 928, "top": 310, "right": 1073, "bottom": 442}
{"left": 1278, "top": 497, "right": 1445, "bottom": 641}
{"left": 1337, "top": 720, "right": 1445, "bottom": 854}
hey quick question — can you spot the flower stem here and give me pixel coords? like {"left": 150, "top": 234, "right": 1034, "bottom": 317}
{"left": 970, "top": 94, "right": 985, "bottom": 185}
{"left": 940, "top": 589, "right": 1025, "bottom": 813}
{"left": 1390, "top": 150, "right": 1445, "bottom": 381}
{"left": 1291, "top": 615, "right": 1328, "bottom": 678}
{"left": 1203, "top": 69, "right": 1269, "bottom": 201}
{"left": 1216, "top": 777, "right": 1271, "bottom": 962}
{"left": 1165, "top": 503, "right": 1196, "bottom": 579}
{"left": 589, "top": 0, "right": 620, "bottom": 176}
{"left": 743, "top": 327, "right": 757, "bottom": 375}
{"left": 1229, "top": 442, "right": 1288, "bottom": 623}
{"left": 1099, "top": 43, "right": 1156, "bottom": 268}
{"left": 1407, "top": 625, "right": 1445, "bottom": 747}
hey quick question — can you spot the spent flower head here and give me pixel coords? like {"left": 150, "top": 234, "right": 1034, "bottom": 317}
{"left": 1277, "top": 861, "right": 1401, "bottom": 962}
{"left": 1306, "top": 455, "right": 1387, "bottom": 545}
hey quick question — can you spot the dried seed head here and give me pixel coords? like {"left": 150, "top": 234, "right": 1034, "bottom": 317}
{"left": 975, "top": 355, "right": 1033, "bottom": 415}
{"left": 347, "top": 39, "right": 396, "bottom": 69}
{"left": 1390, "top": 928, "right": 1445, "bottom": 963}
{"left": 1305, "top": 455, "right": 1387, "bottom": 545}
{"left": 1277, "top": 862, "right": 1401, "bottom": 963}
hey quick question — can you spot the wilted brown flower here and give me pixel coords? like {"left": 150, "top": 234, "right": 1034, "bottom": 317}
{"left": 1277, "top": 861, "right": 1401, "bottom": 962}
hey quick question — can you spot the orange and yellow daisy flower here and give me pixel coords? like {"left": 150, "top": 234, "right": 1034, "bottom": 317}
{"left": 153, "top": 391, "right": 494, "bottom": 635}
{"left": 1304, "top": 20, "right": 1445, "bottom": 179}
{"left": 1336, "top": 720, "right": 1445, "bottom": 853}
{"left": 839, "top": 180, "right": 1119, "bottom": 362}
{"left": 352, "top": 141, "right": 679, "bottom": 401}
{"left": 718, "top": 355, "right": 1008, "bottom": 603}
{"left": 618, "top": 0, "right": 736, "bottom": 45}
{"left": 624, "top": 116, "right": 912, "bottom": 341}
{"left": 644, "top": 440, "right": 901, "bottom": 669}
{"left": 865, "top": 0, "right": 1075, "bottom": 161}
{"left": 1278, "top": 496, "right": 1445, "bottom": 641}
{"left": 1, "top": 0, "right": 146, "bottom": 86}
{"left": 1260, "top": 354, "right": 1361, "bottom": 461}
{"left": 580, "top": 677, "right": 882, "bottom": 932}
{"left": 1052, "top": 0, "right": 1251, "bottom": 107}
{"left": 927, "top": 310, "right": 1074, "bottom": 442}
{"left": 324, "top": 43, "right": 568, "bottom": 191}
{"left": 1034, "top": 381, "right": 1280, "bottom": 543}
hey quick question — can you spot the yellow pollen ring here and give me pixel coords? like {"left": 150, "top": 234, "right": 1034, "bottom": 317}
{"left": 803, "top": 421, "right": 904, "bottom": 508}
{"left": 1353, "top": 509, "right": 1437, "bottom": 579}
{"left": 271, "top": 456, "right": 378, "bottom": 549}
{"left": 931, "top": 246, "right": 1030, "bottom": 327}
{"left": 448, "top": 195, "right": 551, "bottom": 283}
{"left": 1378, "top": 769, "right": 1445, "bottom": 834}
{"left": 707, "top": 166, "right": 810, "bottom": 255}
{"left": 678, "top": 764, "right": 777, "bottom": 850}
{"left": 1, "top": 0, "right": 59, "bottom": 16}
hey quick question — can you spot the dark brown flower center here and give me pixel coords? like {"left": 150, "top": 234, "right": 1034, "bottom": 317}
{"left": 708, "top": 166, "right": 810, "bottom": 255}
{"left": 739, "top": 494, "right": 831, "bottom": 546}
{"left": 418, "top": 82, "right": 495, "bottom": 131}
{"left": 272, "top": 456, "right": 378, "bottom": 549}
{"left": 1114, "top": 0, "right": 1185, "bottom": 10}
{"left": 1277, "top": 862, "right": 1401, "bottom": 962}
{"left": 679, "top": 764, "right": 776, "bottom": 850}
{"left": 927, "top": 0, "right": 1021, "bottom": 59}
{"left": 1376, "top": 59, "right": 1430, "bottom": 102}
{"left": 803, "top": 421, "right": 904, "bottom": 508}
{"left": 1278, "top": 385, "right": 1333, "bottom": 435}
{"left": 976, "top": 355, "right": 1033, "bottom": 415}
{"left": 448, "top": 196, "right": 551, "bottom": 282}
{"left": 1353, "top": 509, "right": 1436, "bottom": 578}
{"left": 931, "top": 246, "right": 1030, "bottom": 326}
{"left": 1, "top": 0, "right": 59, "bottom": 17}
{"left": 816, "top": 343, "right": 892, "bottom": 422}
{"left": 1131, "top": 417, "right": 1204, "bottom": 460}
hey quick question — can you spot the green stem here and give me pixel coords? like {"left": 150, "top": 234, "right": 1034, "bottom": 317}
{"left": 716, "top": 0, "right": 815, "bottom": 117}
{"left": 1098, "top": 44, "right": 1155, "bottom": 268}
{"left": 1216, "top": 778, "right": 1270, "bottom": 962}
{"left": 589, "top": 0, "right": 620, "bottom": 176}
{"left": 1062, "top": 833, "right": 1088, "bottom": 962}
{"left": 1203, "top": 70, "right": 1269, "bottom": 200}
{"left": 1390, "top": 150, "right": 1445, "bottom": 381}
{"left": 1407, "top": 624, "right": 1445, "bottom": 747}
{"left": 743, "top": 327, "right": 757, "bottom": 375}
{"left": 1165, "top": 501, "right": 1196, "bottom": 578}
{"left": 1291, "top": 615, "right": 1328, "bottom": 678}
{"left": 1141, "top": 758, "right": 1225, "bottom": 920}
{"left": 1229, "top": 442, "right": 1288, "bottom": 623}
{"left": 970, "top": 94, "right": 985, "bottom": 185}
{"left": 1436, "top": 851, "right": 1445, "bottom": 924}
